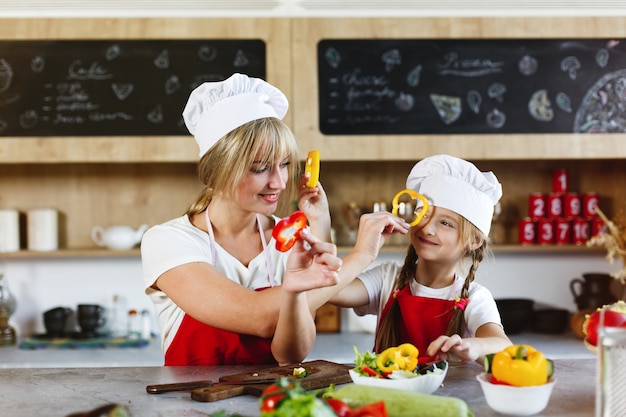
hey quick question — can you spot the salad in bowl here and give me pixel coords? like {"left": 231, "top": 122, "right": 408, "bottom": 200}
{"left": 350, "top": 343, "right": 448, "bottom": 394}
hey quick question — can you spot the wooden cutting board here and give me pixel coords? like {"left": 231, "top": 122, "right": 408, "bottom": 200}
{"left": 191, "top": 360, "right": 352, "bottom": 402}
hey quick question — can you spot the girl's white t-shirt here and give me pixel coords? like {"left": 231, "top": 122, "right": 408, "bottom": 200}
{"left": 354, "top": 260, "right": 502, "bottom": 338}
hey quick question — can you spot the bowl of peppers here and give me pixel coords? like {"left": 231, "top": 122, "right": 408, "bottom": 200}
{"left": 477, "top": 344, "right": 556, "bottom": 416}
{"left": 349, "top": 343, "right": 448, "bottom": 395}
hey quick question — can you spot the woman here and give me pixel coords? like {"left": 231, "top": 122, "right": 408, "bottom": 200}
{"left": 141, "top": 74, "right": 343, "bottom": 366}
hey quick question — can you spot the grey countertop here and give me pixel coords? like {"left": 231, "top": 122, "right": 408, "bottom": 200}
{"left": 0, "top": 358, "right": 595, "bottom": 417}
{"left": 0, "top": 330, "right": 593, "bottom": 368}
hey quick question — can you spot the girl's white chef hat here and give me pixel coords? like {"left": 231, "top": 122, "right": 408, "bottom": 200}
{"left": 182, "top": 73, "right": 289, "bottom": 157}
{"left": 406, "top": 154, "right": 502, "bottom": 236}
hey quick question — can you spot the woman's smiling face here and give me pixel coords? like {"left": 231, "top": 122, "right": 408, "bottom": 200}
{"left": 235, "top": 154, "right": 291, "bottom": 215}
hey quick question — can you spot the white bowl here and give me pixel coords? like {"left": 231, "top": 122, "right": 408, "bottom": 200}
{"left": 476, "top": 372, "right": 557, "bottom": 416}
{"left": 349, "top": 361, "right": 448, "bottom": 395}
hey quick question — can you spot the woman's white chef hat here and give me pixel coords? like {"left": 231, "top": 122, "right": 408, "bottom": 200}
{"left": 182, "top": 73, "right": 289, "bottom": 157}
{"left": 406, "top": 154, "right": 502, "bottom": 236}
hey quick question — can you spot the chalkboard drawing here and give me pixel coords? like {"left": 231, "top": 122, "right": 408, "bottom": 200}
{"left": 486, "top": 108, "right": 506, "bottom": 129}
{"left": 0, "top": 58, "right": 13, "bottom": 93}
{"left": 556, "top": 92, "right": 572, "bottom": 113}
{"left": 111, "top": 83, "right": 134, "bottom": 101}
{"left": 30, "top": 56, "right": 45, "bottom": 73}
{"left": 381, "top": 49, "right": 401, "bottom": 73}
{"left": 430, "top": 94, "right": 461, "bottom": 125}
{"left": 0, "top": 119, "right": 7, "bottom": 133}
{"left": 164, "top": 75, "right": 180, "bottom": 95}
{"left": 467, "top": 90, "right": 482, "bottom": 114}
{"left": 596, "top": 48, "right": 609, "bottom": 68}
{"left": 105, "top": 44, "right": 121, "bottom": 61}
{"left": 395, "top": 92, "right": 414, "bottom": 112}
{"left": 560, "top": 56, "right": 581, "bottom": 80}
{"left": 528, "top": 89, "right": 554, "bottom": 122}
{"left": 153, "top": 49, "right": 170, "bottom": 69}
{"left": 19, "top": 110, "right": 38, "bottom": 130}
{"left": 68, "top": 60, "right": 113, "bottom": 81}
{"left": 324, "top": 47, "right": 341, "bottom": 69}
{"left": 198, "top": 45, "right": 217, "bottom": 62}
{"left": 518, "top": 55, "right": 538, "bottom": 76}
{"left": 438, "top": 52, "right": 504, "bottom": 77}
{"left": 487, "top": 83, "right": 506, "bottom": 103}
{"left": 147, "top": 104, "right": 163, "bottom": 124}
{"left": 233, "top": 49, "right": 249, "bottom": 67}
{"left": 407, "top": 65, "right": 422, "bottom": 87}
{"left": 574, "top": 69, "right": 626, "bottom": 133}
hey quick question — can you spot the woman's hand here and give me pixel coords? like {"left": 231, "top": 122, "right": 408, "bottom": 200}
{"left": 282, "top": 228, "right": 342, "bottom": 294}
{"left": 296, "top": 175, "right": 331, "bottom": 240}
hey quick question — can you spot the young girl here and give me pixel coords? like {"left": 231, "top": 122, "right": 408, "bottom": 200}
{"left": 332, "top": 154, "right": 512, "bottom": 363}
{"left": 141, "top": 74, "right": 344, "bottom": 366}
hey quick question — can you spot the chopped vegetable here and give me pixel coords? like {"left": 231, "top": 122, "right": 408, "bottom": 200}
{"left": 491, "top": 344, "right": 549, "bottom": 386}
{"left": 259, "top": 378, "right": 388, "bottom": 417}
{"left": 304, "top": 150, "right": 320, "bottom": 188}
{"left": 375, "top": 343, "right": 419, "bottom": 374}
{"left": 353, "top": 344, "right": 443, "bottom": 380}
{"left": 272, "top": 211, "right": 308, "bottom": 252}
{"left": 293, "top": 367, "right": 309, "bottom": 378}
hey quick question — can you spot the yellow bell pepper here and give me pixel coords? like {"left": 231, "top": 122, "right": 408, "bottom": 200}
{"left": 304, "top": 150, "right": 320, "bottom": 188}
{"left": 375, "top": 343, "right": 419, "bottom": 373}
{"left": 492, "top": 344, "right": 548, "bottom": 386}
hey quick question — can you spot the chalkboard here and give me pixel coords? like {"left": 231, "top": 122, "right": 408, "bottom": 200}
{"left": 318, "top": 39, "right": 626, "bottom": 134}
{"left": 0, "top": 40, "right": 266, "bottom": 136}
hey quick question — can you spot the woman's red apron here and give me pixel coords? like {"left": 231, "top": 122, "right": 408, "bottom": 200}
{"left": 377, "top": 285, "right": 455, "bottom": 356}
{"left": 164, "top": 288, "right": 275, "bottom": 366}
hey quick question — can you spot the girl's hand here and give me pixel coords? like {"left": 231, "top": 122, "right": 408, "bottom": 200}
{"left": 353, "top": 212, "right": 410, "bottom": 262}
{"left": 283, "top": 228, "right": 342, "bottom": 295}
{"left": 427, "top": 334, "right": 476, "bottom": 362}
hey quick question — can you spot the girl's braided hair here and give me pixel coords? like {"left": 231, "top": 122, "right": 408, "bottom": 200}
{"left": 373, "top": 214, "right": 488, "bottom": 353}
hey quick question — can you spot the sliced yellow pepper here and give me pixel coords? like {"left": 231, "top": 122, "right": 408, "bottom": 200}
{"left": 391, "top": 189, "right": 429, "bottom": 227}
{"left": 492, "top": 344, "right": 548, "bottom": 386}
{"left": 304, "top": 150, "right": 320, "bottom": 188}
{"left": 375, "top": 343, "right": 419, "bottom": 373}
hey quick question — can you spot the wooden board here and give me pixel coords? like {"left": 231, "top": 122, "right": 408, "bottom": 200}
{"left": 190, "top": 360, "right": 352, "bottom": 402}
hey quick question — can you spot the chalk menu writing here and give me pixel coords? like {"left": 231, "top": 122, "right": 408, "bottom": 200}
{"left": 318, "top": 39, "right": 626, "bottom": 134}
{"left": 0, "top": 40, "right": 266, "bottom": 136}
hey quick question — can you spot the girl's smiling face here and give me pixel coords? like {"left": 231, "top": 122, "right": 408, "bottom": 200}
{"left": 410, "top": 206, "right": 465, "bottom": 262}
{"left": 235, "top": 154, "right": 291, "bottom": 215}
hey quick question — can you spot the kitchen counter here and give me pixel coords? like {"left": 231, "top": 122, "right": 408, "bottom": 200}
{"left": 0, "top": 331, "right": 593, "bottom": 368}
{"left": 0, "top": 358, "right": 595, "bottom": 417}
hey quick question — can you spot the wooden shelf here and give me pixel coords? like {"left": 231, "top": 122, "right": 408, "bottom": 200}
{"left": 1, "top": 248, "right": 141, "bottom": 259}
{"left": 0, "top": 244, "right": 605, "bottom": 259}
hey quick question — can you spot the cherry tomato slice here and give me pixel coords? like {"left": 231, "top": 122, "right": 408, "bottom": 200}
{"left": 272, "top": 211, "right": 308, "bottom": 252}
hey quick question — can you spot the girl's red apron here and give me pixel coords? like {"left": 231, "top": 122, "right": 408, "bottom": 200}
{"left": 164, "top": 211, "right": 277, "bottom": 366}
{"left": 377, "top": 285, "right": 455, "bottom": 355}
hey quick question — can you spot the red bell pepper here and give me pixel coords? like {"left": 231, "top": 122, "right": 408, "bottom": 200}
{"left": 272, "top": 211, "right": 308, "bottom": 252}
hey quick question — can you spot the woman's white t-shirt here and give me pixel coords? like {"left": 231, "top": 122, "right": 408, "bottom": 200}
{"left": 140, "top": 214, "right": 289, "bottom": 353}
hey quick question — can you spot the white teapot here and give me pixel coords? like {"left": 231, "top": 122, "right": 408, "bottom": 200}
{"left": 91, "top": 224, "right": 149, "bottom": 250}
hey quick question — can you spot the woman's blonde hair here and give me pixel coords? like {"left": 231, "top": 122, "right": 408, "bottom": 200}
{"left": 374, "top": 214, "right": 489, "bottom": 352}
{"left": 187, "top": 117, "right": 300, "bottom": 217}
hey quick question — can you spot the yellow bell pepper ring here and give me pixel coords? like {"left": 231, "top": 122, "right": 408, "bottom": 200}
{"left": 375, "top": 343, "right": 419, "bottom": 373}
{"left": 391, "top": 189, "right": 429, "bottom": 227}
{"left": 304, "top": 150, "right": 320, "bottom": 188}
{"left": 492, "top": 344, "right": 549, "bottom": 387}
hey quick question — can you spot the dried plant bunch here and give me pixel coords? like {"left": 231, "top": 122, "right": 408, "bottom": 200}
{"left": 587, "top": 206, "right": 626, "bottom": 284}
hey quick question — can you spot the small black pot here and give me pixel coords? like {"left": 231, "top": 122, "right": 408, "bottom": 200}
{"left": 495, "top": 298, "right": 534, "bottom": 335}
{"left": 533, "top": 308, "right": 570, "bottom": 334}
